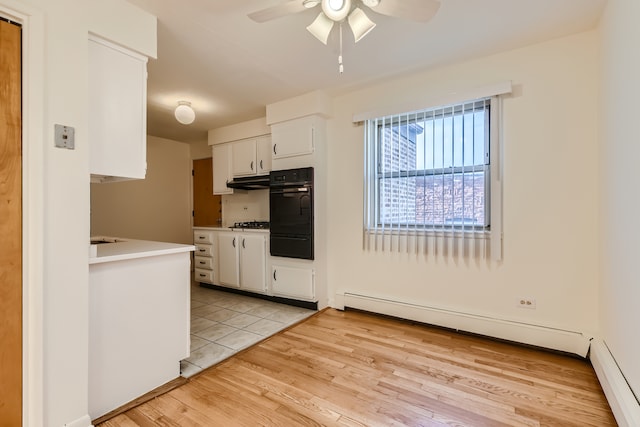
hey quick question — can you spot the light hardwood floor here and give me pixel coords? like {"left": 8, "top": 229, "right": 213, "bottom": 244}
{"left": 99, "top": 308, "right": 616, "bottom": 426}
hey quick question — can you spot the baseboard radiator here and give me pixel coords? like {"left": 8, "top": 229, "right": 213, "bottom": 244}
{"left": 339, "top": 292, "right": 591, "bottom": 357}
{"left": 590, "top": 339, "right": 640, "bottom": 427}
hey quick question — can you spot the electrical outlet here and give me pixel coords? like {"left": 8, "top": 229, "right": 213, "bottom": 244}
{"left": 517, "top": 297, "right": 536, "bottom": 309}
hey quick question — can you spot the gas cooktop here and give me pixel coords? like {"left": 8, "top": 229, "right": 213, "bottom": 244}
{"left": 230, "top": 221, "right": 270, "bottom": 230}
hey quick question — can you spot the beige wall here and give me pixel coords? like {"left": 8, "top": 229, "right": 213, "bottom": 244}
{"left": 91, "top": 136, "right": 193, "bottom": 244}
{"left": 599, "top": 0, "right": 640, "bottom": 398}
{"left": 190, "top": 139, "right": 211, "bottom": 160}
{"left": 326, "top": 31, "right": 600, "bottom": 338}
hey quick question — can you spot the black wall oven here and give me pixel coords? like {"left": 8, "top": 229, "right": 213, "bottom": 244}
{"left": 269, "top": 167, "right": 314, "bottom": 260}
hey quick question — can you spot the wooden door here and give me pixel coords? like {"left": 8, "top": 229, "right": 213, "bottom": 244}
{"left": 193, "top": 158, "right": 221, "bottom": 227}
{"left": 0, "top": 18, "right": 22, "bottom": 426}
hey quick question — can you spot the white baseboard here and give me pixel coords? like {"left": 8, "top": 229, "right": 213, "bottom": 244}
{"left": 590, "top": 339, "right": 640, "bottom": 427}
{"left": 64, "top": 414, "right": 93, "bottom": 427}
{"left": 339, "top": 291, "right": 591, "bottom": 356}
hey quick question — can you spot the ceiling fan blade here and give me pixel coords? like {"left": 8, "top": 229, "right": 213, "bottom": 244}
{"left": 248, "top": 1, "right": 309, "bottom": 23}
{"left": 370, "top": 0, "right": 440, "bottom": 23}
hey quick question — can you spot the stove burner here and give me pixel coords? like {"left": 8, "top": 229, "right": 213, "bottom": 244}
{"left": 231, "top": 221, "right": 270, "bottom": 230}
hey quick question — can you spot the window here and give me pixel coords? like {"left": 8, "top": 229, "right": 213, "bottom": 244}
{"left": 373, "top": 98, "right": 490, "bottom": 229}
{"left": 363, "top": 96, "right": 501, "bottom": 259}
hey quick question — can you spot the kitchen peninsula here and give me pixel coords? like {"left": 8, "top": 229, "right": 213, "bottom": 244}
{"left": 88, "top": 238, "right": 194, "bottom": 420}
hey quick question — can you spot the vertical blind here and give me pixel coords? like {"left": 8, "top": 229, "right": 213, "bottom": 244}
{"left": 363, "top": 96, "right": 503, "bottom": 261}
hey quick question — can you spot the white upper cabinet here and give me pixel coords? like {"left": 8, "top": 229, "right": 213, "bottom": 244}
{"left": 256, "top": 135, "right": 272, "bottom": 174}
{"left": 271, "top": 117, "right": 315, "bottom": 159}
{"left": 89, "top": 36, "right": 148, "bottom": 182}
{"left": 212, "top": 144, "right": 233, "bottom": 195}
{"left": 232, "top": 139, "right": 257, "bottom": 176}
{"left": 232, "top": 136, "right": 272, "bottom": 177}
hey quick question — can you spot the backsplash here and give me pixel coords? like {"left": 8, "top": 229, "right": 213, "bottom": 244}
{"left": 221, "top": 189, "right": 269, "bottom": 226}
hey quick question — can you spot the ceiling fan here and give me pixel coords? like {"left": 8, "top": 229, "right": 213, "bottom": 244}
{"left": 249, "top": 0, "right": 440, "bottom": 42}
{"left": 249, "top": 0, "right": 440, "bottom": 72}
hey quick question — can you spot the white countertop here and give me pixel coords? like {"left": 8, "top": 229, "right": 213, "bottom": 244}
{"left": 89, "top": 237, "right": 195, "bottom": 265}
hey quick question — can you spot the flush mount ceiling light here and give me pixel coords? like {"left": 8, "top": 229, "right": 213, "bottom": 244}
{"left": 174, "top": 101, "right": 195, "bottom": 125}
{"left": 248, "top": 0, "right": 441, "bottom": 73}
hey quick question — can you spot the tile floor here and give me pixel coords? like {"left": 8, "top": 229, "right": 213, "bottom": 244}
{"left": 180, "top": 280, "right": 316, "bottom": 378}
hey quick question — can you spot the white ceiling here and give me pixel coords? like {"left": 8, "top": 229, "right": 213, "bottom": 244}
{"left": 125, "top": 0, "right": 606, "bottom": 143}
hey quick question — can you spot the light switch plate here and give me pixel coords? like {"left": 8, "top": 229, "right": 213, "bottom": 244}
{"left": 54, "top": 124, "right": 75, "bottom": 149}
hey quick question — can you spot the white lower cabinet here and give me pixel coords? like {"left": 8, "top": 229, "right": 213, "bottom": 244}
{"left": 271, "top": 264, "right": 314, "bottom": 301}
{"left": 218, "top": 231, "right": 266, "bottom": 293}
{"left": 218, "top": 233, "right": 240, "bottom": 287}
{"left": 240, "top": 234, "right": 267, "bottom": 293}
{"left": 193, "top": 229, "right": 216, "bottom": 284}
{"left": 196, "top": 228, "right": 316, "bottom": 304}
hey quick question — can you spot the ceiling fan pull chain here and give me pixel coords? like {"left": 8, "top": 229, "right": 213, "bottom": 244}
{"left": 338, "top": 23, "right": 344, "bottom": 74}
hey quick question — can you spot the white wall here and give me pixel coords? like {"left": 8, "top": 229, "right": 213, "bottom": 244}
{"left": 91, "top": 136, "right": 193, "bottom": 245}
{"left": 599, "top": 0, "right": 640, "bottom": 399}
{"left": 0, "top": 0, "right": 155, "bottom": 425}
{"left": 326, "top": 31, "right": 600, "bottom": 343}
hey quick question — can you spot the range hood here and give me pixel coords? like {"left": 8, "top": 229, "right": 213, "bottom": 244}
{"left": 226, "top": 174, "right": 270, "bottom": 190}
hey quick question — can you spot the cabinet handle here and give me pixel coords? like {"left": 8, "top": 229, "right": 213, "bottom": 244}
{"left": 273, "top": 144, "right": 277, "bottom": 155}
{"left": 232, "top": 237, "right": 236, "bottom": 248}
{"left": 260, "top": 159, "right": 263, "bottom": 170}
{"left": 199, "top": 261, "right": 205, "bottom": 265}
{"left": 273, "top": 270, "right": 277, "bottom": 281}
{"left": 199, "top": 273, "right": 206, "bottom": 278}
{"left": 242, "top": 238, "right": 246, "bottom": 249}
{"left": 250, "top": 160, "right": 254, "bottom": 171}
{"left": 199, "top": 248, "right": 206, "bottom": 253}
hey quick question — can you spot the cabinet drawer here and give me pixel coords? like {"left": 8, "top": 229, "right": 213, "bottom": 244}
{"left": 194, "top": 268, "right": 214, "bottom": 284}
{"left": 194, "top": 231, "right": 214, "bottom": 244}
{"left": 194, "top": 256, "right": 213, "bottom": 270}
{"left": 195, "top": 244, "right": 213, "bottom": 257}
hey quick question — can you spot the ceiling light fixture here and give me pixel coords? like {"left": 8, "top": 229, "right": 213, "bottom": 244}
{"left": 348, "top": 7, "right": 376, "bottom": 42}
{"left": 306, "top": 0, "right": 375, "bottom": 73}
{"left": 249, "top": 0, "right": 441, "bottom": 74}
{"left": 174, "top": 101, "right": 195, "bottom": 125}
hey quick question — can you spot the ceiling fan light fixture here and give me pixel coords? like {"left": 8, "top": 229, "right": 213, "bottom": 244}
{"left": 361, "top": 0, "right": 380, "bottom": 7}
{"left": 306, "top": 11, "right": 335, "bottom": 44}
{"left": 348, "top": 7, "right": 376, "bottom": 42}
{"left": 174, "top": 101, "right": 195, "bottom": 125}
{"left": 322, "top": 0, "right": 351, "bottom": 21}
{"left": 302, "top": 0, "right": 321, "bottom": 8}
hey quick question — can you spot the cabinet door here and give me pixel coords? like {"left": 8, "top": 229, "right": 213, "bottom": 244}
{"left": 271, "top": 265, "right": 314, "bottom": 300}
{"left": 89, "top": 37, "right": 148, "bottom": 181}
{"left": 240, "top": 234, "right": 266, "bottom": 293}
{"left": 232, "top": 139, "right": 257, "bottom": 177}
{"left": 256, "top": 136, "right": 272, "bottom": 174}
{"left": 271, "top": 118, "right": 314, "bottom": 159}
{"left": 212, "top": 144, "right": 233, "bottom": 195}
{"left": 218, "top": 233, "right": 240, "bottom": 287}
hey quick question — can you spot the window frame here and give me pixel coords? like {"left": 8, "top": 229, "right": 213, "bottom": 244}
{"left": 368, "top": 98, "right": 492, "bottom": 232}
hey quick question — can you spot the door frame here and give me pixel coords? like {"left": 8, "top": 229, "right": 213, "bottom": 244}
{"left": 0, "top": 2, "right": 45, "bottom": 426}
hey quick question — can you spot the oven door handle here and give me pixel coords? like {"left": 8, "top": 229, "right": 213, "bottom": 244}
{"left": 271, "top": 187, "right": 309, "bottom": 194}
